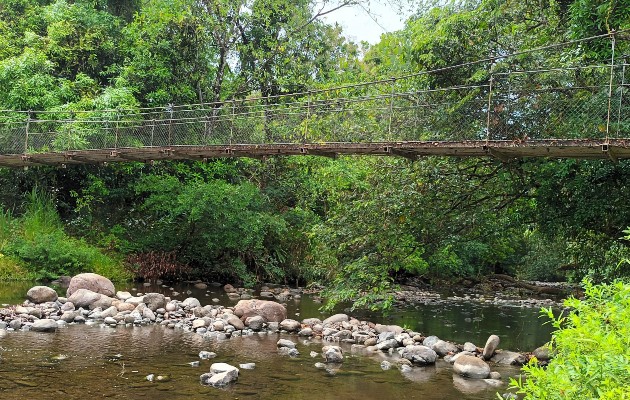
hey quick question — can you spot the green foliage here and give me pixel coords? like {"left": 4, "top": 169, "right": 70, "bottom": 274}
{"left": 129, "top": 173, "right": 288, "bottom": 284}
{"left": 511, "top": 281, "right": 630, "bottom": 399}
{"left": 0, "top": 190, "right": 129, "bottom": 281}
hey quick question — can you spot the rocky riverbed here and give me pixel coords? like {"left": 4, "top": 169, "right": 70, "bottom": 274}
{"left": 0, "top": 273, "right": 554, "bottom": 395}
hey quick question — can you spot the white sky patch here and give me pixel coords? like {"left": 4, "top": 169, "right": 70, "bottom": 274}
{"left": 320, "top": 2, "right": 413, "bottom": 44}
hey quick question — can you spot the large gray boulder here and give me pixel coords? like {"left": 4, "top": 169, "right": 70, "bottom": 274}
{"left": 234, "top": 299, "right": 287, "bottom": 323}
{"left": 491, "top": 350, "right": 528, "bottom": 366}
{"left": 66, "top": 273, "right": 115, "bottom": 297}
{"left": 245, "top": 315, "right": 265, "bottom": 330}
{"left": 182, "top": 297, "right": 201, "bottom": 309}
{"left": 453, "top": 355, "right": 491, "bottom": 379}
{"left": 279, "top": 319, "right": 301, "bottom": 332}
{"left": 423, "top": 335, "right": 440, "bottom": 348}
{"left": 67, "top": 289, "right": 106, "bottom": 309}
{"left": 401, "top": 345, "right": 438, "bottom": 366}
{"left": 143, "top": 293, "right": 166, "bottom": 311}
{"left": 31, "top": 319, "right": 58, "bottom": 332}
{"left": 226, "top": 314, "right": 245, "bottom": 330}
{"left": 533, "top": 345, "right": 551, "bottom": 362}
{"left": 322, "top": 314, "right": 348, "bottom": 325}
{"left": 482, "top": 335, "right": 500, "bottom": 360}
{"left": 433, "top": 340, "right": 459, "bottom": 357}
{"left": 26, "top": 286, "right": 58, "bottom": 304}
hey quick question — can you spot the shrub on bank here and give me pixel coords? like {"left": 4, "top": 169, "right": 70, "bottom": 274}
{"left": 0, "top": 191, "right": 129, "bottom": 282}
{"left": 511, "top": 280, "right": 630, "bottom": 399}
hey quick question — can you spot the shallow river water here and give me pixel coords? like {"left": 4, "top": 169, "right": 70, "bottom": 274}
{"left": 0, "top": 281, "right": 555, "bottom": 399}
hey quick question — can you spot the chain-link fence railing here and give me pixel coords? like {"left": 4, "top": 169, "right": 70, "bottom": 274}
{"left": 0, "top": 36, "right": 627, "bottom": 157}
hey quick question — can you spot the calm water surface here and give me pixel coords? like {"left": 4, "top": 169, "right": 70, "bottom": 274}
{"left": 0, "top": 281, "right": 553, "bottom": 399}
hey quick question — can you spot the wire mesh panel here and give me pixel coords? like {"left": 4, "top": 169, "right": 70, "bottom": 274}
{"left": 491, "top": 65, "right": 612, "bottom": 140}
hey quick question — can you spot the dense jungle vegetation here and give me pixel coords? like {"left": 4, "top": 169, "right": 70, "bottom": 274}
{"left": 0, "top": 0, "right": 629, "bottom": 311}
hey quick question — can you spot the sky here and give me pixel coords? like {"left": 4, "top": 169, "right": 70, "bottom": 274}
{"left": 320, "top": 1, "right": 415, "bottom": 44}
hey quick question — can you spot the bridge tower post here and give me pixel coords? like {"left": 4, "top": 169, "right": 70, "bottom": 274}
{"left": 615, "top": 55, "right": 627, "bottom": 138}
{"left": 388, "top": 78, "right": 396, "bottom": 140}
{"left": 485, "top": 75, "right": 494, "bottom": 144}
{"left": 24, "top": 110, "right": 32, "bottom": 154}
{"left": 605, "top": 31, "right": 617, "bottom": 141}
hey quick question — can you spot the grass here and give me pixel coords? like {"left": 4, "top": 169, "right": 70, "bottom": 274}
{"left": 0, "top": 190, "right": 131, "bottom": 282}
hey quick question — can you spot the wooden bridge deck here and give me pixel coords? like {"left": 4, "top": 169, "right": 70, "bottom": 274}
{"left": 1, "top": 139, "right": 628, "bottom": 167}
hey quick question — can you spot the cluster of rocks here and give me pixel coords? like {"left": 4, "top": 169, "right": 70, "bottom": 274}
{"left": 0, "top": 273, "right": 554, "bottom": 390}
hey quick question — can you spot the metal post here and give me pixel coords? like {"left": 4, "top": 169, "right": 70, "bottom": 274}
{"left": 150, "top": 119, "right": 156, "bottom": 147}
{"left": 615, "top": 56, "right": 626, "bottom": 138}
{"left": 388, "top": 78, "right": 396, "bottom": 140}
{"left": 304, "top": 91, "right": 311, "bottom": 143}
{"left": 229, "top": 99, "right": 235, "bottom": 145}
{"left": 605, "top": 32, "right": 616, "bottom": 140}
{"left": 167, "top": 103, "right": 174, "bottom": 146}
{"left": 114, "top": 110, "right": 120, "bottom": 150}
{"left": 486, "top": 75, "right": 494, "bottom": 144}
{"left": 24, "top": 110, "right": 32, "bottom": 154}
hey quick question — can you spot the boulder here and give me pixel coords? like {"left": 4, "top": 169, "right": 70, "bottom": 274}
{"left": 116, "top": 291, "right": 132, "bottom": 301}
{"left": 279, "top": 319, "right": 301, "bottom": 332}
{"left": 374, "top": 324, "right": 404, "bottom": 334}
{"left": 482, "top": 335, "right": 500, "bottom": 360}
{"left": 200, "top": 363, "right": 239, "bottom": 387}
{"left": 376, "top": 339, "right": 399, "bottom": 351}
{"left": 66, "top": 273, "right": 115, "bottom": 297}
{"left": 244, "top": 315, "right": 265, "bottom": 330}
{"left": 26, "top": 286, "right": 58, "bottom": 304}
{"left": 226, "top": 314, "right": 244, "bottom": 330}
{"left": 182, "top": 297, "right": 201, "bottom": 308}
{"left": 31, "top": 319, "right": 58, "bottom": 332}
{"left": 322, "top": 314, "right": 348, "bottom": 325}
{"left": 143, "top": 293, "right": 166, "bottom": 311}
{"left": 234, "top": 300, "right": 287, "bottom": 323}
{"left": 453, "top": 355, "right": 490, "bottom": 379}
{"left": 322, "top": 345, "right": 344, "bottom": 363}
{"left": 401, "top": 345, "right": 438, "bottom": 366}
{"left": 125, "top": 296, "right": 145, "bottom": 306}
{"left": 423, "top": 335, "right": 440, "bottom": 348}
{"left": 533, "top": 345, "right": 551, "bottom": 362}
{"left": 194, "top": 282, "right": 208, "bottom": 290}
{"left": 199, "top": 351, "right": 216, "bottom": 360}
{"left": 432, "top": 340, "right": 459, "bottom": 357}
{"left": 67, "top": 289, "right": 106, "bottom": 309}
{"left": 490, "top": 350, "right": 528, "bottom": 366}
{"left": 463, "top": 342, "right": 478, "bottom": 353}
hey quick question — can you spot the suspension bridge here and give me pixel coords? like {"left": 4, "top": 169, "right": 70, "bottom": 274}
{"left": 0, "top": 33, "right": 628, "bottom": 168}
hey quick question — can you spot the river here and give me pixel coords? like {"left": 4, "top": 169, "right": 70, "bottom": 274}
{"left": 0, "top": 281, "right": 556, "bottom": 399}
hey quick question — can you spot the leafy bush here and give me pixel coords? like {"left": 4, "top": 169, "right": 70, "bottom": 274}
{"left": 511, "top": 281, "right": 630, "bottom": 399}
{"left": 1, "top": 191, "right": 130, "bottom": 282}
